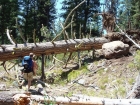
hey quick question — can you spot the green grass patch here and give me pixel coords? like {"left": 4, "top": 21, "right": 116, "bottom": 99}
{"left": 118, "top": 85, "right": 126, "bottom": 97}
{"left": 81, "top": 88, "right": 95, "bottom": 96}
{"left": 67, "top": 70, "right": 81, "bottom": 82}
{"left": 0, "top": 66, "right": 4, "bottom": 71}
{"left": 111, "top": 85, "right": 126, "bottom": 98}
{"left": 94, "top": 61, "right": 98, "bottom": 65}
{"left": 56, "top": 52, "right": 77, "bottom": 62}
{"left": 67, "top": 66, "right": 89, "bottom": 82}
{"left": 116, "top": 78, "right": 123, "bottom": 84}
{"left": 98, "top": 76, "right": 108, "bottom": 90}
{"left": 100, "top": 85, "right": 106, "bottom": 90}
{"left": 128, "top": 62, "right": 135, "bottom": 69}
{"left": 97, "top": 68, "right": 105, "bottom": 75}
{"left": 54, "top": 77, "right": 67, "bottom": 85}
{"left": 134, "top": 50, "right": 140, "bottom": 70}
{"left": 66, "top": 91, "right": 73, "bottom": 97}
{"left": 46, "top": 69, "right": 67, "bottom": 85}
{"left": 128, "top": 78, "right": 135, "bottom": 85}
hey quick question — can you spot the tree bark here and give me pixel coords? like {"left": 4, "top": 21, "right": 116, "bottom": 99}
{"left": 0, "top": 37, "right": 108, "bottom": 61}
{"left": 40, "top": 54, "right": 46, "bottom": 80}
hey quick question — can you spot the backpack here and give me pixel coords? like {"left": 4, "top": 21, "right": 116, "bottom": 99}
{"left": 22, "top": 56, "right": 33, "bottom": 73}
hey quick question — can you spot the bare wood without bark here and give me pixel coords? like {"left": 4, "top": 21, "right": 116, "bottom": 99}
{"left": 126, "top": 73, "right": 140, "bottom": 99}
{"left": 12, "top": 93, "right": 140, "bottom": 105}
{"left": 0, "top": 37, "right": 108, "bottom": 61}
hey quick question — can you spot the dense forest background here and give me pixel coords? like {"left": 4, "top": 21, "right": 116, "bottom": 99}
{"left": 0, "top": 0, "right": 139, "bottom": 44}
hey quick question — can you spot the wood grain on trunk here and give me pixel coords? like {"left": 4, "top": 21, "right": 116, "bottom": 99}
{"left": 0, "top": 37, "right": 108, "bottom": 61}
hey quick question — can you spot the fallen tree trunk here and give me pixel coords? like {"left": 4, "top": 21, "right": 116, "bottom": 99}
{"left": 0, "top": 37, "right": 108, "bottom": 61}
{"left": 12, "top": 93, "right": 140, "bottom": 105}
{"left": 126, "top": 73, "right": 140, "bottom": 99}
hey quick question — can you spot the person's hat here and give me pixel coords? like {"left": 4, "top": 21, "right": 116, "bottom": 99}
{"left": 29, "top": 53, "right": 34, "bottom": 57}
{"left": 29, "top": 53, "right": 34, "bottom": 56}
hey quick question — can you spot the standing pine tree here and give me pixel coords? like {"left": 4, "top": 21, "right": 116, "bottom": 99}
{"left": 132, "top": 0, "right": 140, "bottom": 29}
{"left": 61, "top": 0, "right": 100, "bottom": 38}
{"left": 0, "top": 0, "right": 19, "bottom": 44}
{"left": 18, "top": 0, "right": 56, "bottom": 43}
{"left": 37, "top": 0, "right": 56, "bottom": 42}
{"left": 117, "top": 0, "right": 140, "bottom": 30}
{"left": 117, "top": 0, "right": 132, "bottom": 30}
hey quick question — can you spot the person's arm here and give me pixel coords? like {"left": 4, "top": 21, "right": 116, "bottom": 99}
{"left": 34, "top": 61, "right": 38, "bottom": 70}
{"left": 33, "top": 61, "right": 38, "bottom": 75}
{"left": 33, "top": 62, "right": 36, "bottom": 75}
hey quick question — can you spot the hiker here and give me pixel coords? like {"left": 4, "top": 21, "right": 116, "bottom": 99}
{"left": 21, "top": 53, "right": 34, "bottom": 90}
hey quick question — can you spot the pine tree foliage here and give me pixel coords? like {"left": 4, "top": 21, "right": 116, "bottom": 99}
{"left": 61, "top": 0, "right": 100, "bottom": 38}
{"left": 19, "top": 0, "right": 56, "bottom": 43}
{"left": 132, "top": 0, "right": 140, "bottom": 29}
{"left": 118, "top": 0, "right": 140, "bottom": 30}
{"left": 0, "top": 0, "right": 56, "bottom": 44}
{"left": 1, "top": 0, "right": 140, "bottom": 44}
{"left": 0, "top": 0, "right": 19, "bottom": 44}
{"left": 117, "top": 0, "right": 132, "bottom": 30}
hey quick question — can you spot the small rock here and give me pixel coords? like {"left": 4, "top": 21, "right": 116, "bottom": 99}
{"left": 78, "top": 79, "right": 85, "bottom": 85}
{"left": 112, "top": 69, "right": 116, "bottom": 72}
{"left": 37, "top": 84, "right": 43, "bottom": 88}
{"left": 0, "top": 84, "right": 6, "bottom": 90}
{"left": 87, "top": 63, "right": 94, "bottom": 71}
{"left": 94, "top": 86, "right": 99, "bottom": 90}
{"left": 109, "top": 65, "right": 112, "bottom": 68}
{"left": 104, "top": 68, "right": 108, "bottom": 72}
{"left": 97, "top": 62, "right": 102, "bottom": 67}
{"left": 12, "top": 81, "right": 19, "bottom": 88}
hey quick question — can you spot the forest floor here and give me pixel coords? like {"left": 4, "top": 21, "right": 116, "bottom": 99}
{"left": 43, "top": 55, "right": 138, "bottom": 99}
{"left": 0, "top": 53, "right": 138, "bottom": 100}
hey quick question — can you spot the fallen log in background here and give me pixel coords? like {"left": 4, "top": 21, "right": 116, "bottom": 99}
{"left": 126, "top": 73, "right": 140, "bottom": 99}
{"left": 0, "top": 37, "right": 108, "bottom": 61}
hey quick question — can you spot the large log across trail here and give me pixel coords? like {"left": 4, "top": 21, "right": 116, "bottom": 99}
{"left": 0, "top": 37, "right": 108, "bottom": 61}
